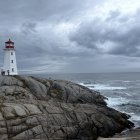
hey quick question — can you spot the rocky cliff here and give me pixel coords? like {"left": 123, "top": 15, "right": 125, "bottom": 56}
{"left": 0, "top": 76, "right": 134, "bottom": 140}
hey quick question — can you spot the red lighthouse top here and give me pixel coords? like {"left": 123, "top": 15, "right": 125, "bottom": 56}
{"left": 5, "top": 39, "right": 15, "bottom": 49}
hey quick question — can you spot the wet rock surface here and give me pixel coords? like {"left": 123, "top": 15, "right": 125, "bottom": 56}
{"left": 98, "top": 128, "right": 140, "bottom": 140}
{"left": 0, "top": 76, "right": 134, "bottom": 140}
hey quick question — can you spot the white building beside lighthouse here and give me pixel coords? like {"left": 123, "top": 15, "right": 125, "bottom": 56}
{"left": 2, "top": 39, "right": 18, "bottom": 75}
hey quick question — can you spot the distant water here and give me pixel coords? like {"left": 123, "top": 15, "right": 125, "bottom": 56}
{"left": 33, "top": 72, "right": 140, "bottom": 127}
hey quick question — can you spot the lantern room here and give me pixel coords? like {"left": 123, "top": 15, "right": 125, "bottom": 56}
{"left": 5, "top": 39, "right": 15, "bottom": 49}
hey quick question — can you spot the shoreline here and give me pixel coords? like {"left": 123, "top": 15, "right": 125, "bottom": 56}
{"left": 97, "top": 127, "right": 140, "bottom": 140}
{"left": 0, "top": 75, "right": 134, "bottom": 139}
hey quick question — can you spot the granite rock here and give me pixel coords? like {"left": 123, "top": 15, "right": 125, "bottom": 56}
{"left": 0, "top": 76, "right": 134, "bottom": 140}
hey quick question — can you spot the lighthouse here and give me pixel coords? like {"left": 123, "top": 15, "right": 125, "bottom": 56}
{"left": 2, "top": 39, "right": 18, "bottom": 75}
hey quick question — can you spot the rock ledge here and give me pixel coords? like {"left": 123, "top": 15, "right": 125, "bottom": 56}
{"left": 0, "top": 76, "right": 134, "bottom": 140}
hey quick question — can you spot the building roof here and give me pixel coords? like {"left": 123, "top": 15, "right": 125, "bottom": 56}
{"left": 5, "top": 39, "right": 14, "bottom": 44}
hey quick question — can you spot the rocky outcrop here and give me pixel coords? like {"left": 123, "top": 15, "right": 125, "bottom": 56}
{"left": 98, "top": 128, "right": 140, "bottom": 140}
{"left": 0, "top": 76, "right": 134, "bottom": 140}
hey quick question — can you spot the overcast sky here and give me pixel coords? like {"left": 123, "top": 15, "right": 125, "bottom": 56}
{"left": 0, "top": 0, "right": 140, "bottom": 74}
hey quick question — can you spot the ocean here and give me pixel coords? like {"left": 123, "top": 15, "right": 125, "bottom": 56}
{"left": 35, "top": 72, "right": 140, "bottom": 127}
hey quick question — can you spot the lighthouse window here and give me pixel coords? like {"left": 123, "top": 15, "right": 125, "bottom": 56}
{"left": 11, "top": 60, "right": 13, "bottom": 63}
{"left": 11, "top": 52, "right": 13, "bottom": 55}
{"left": 12, "top": 68, "right": 14, "bottom": 72}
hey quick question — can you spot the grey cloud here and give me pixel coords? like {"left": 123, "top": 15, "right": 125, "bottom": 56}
{"left": 106, "top": 10, "right": 121, "bottom": 21}
{"left": 70, "top": 10, "right": 140, "bottom": 57}
{"left": 0, "top": 0, "right": 140, "bottom": 73}
{"left": 0, "top": 0, "right": 95, "bottom": 24}
{"left": 21, "top": 22, "right": 37, "bottom": 34}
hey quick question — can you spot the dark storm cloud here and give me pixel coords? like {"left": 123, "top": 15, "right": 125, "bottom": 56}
{"left": 70, "top": 9, "right": 140, "bottom": 57}
{"left": 0, "top": 0, "right": 140, "bottom": 73}
{"left": 109, "top": 27, "right": 140, "bottom": 57}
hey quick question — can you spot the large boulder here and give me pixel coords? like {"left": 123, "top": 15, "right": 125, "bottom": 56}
{"left": 0, "top": 76, "right": 134, "bottom": 140}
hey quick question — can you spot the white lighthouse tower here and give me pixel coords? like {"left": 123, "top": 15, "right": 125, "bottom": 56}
{"left": 2, "top": 39, "right": 18, "bottom": 75}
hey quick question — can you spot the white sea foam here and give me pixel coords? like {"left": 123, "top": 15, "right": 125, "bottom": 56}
{"left": 124, "top": 81, "right": 132, "bottom": 83}
{"left": 129, "top": 113, "right": 140, "bottom": 127}
{"left": 79, "top": 81, "right": 140, "bottom": 126}
{"left": 92, "top": 84, "right": 126, "bottom": 90}
{"left": 124, "top": 92, "right": 132, "bottom": 96}
{"left": 106, "top": 99, "right": 140, "bottom": 126}
{"left": 131, "top": 114, "right": 140, "bottom": 121}
{"left": 79, "top": 83, "right": 94, "bottom": 87}
{"left": 79, "top": 83, "right": 126, "bottom": 90}
{"left": 106, "top": 97, "right": 129, "bottom": 107}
